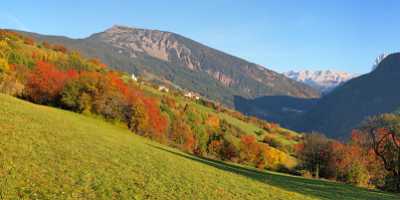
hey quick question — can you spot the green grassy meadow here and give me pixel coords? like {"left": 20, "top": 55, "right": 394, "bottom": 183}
{"left": 0, "top": 94, "right": 398, "bottom": 200}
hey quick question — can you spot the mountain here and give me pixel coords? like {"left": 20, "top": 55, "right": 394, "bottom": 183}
{"left": 17, "top": 25, "right": 319, "bottom": 107}
{"left": 294, "top": 53, "right": 400, "bottom": 138}
{"left": 284, "top": 70, "right": 355, "bottom": 93}
{"left": 238, "top": 53, "right": 400, "bottom": 139}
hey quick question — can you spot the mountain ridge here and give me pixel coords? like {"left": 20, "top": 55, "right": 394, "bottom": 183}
{"left": 237, "top": 53, "right": 400, "bottom": 139}
{"left": 15, "top": 25, "right": 319, "bottom": 107}
{"left": 293, "top": 53, "right": 400, "bottom": 138}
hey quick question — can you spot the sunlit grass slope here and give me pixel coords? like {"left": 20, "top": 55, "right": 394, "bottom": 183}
{"left": 0, "top": 94, "right": 398, "bottom": 200}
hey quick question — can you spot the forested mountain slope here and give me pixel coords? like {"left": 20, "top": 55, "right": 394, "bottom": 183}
{"left": 17, "top": 26, "right": 319, "bottom": 107}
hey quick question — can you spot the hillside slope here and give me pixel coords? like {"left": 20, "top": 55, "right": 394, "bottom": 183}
{"left": 17, "top": 26, "right": 319, "bottom": 106}
{"left": 0, "top": 94, "right": 398, "bottom": 200}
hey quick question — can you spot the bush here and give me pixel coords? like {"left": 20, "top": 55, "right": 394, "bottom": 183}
{"left": 263, "top": 135, "right": 282, "bottom": 149}
{"left": 300, "top": 170, "right": 313, "bottom": 179}
{"left": 0, "top": 73, "right": 24, "bottom": 96}
{"left": 0, "top": 58, "right": 9, "bottom": 73}
{"left": 345, "top": 163, "right": 369, "bottom": 186}
{"left": 26, "top": 61, "right": 73, "bottom": 104}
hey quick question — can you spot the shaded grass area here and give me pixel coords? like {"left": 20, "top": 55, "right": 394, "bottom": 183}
{"left": 0, "top": 94, "right": 398, "bottom": 200}
{"left": 149, "top": 144, "right": 399, "bottom": 200}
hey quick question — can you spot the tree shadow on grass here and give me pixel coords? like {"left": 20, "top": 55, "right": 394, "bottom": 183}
{"left": 147, "top": 144, "right": 399, "bottom": 200}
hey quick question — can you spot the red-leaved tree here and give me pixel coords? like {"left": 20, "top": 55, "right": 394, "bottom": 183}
{"left": 26, "top": 61, "right": 76, "bottom": 104}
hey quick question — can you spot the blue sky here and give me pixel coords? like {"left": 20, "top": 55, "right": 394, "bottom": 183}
{"left": 1, "top": 0, "right": 399, "bottom": 74}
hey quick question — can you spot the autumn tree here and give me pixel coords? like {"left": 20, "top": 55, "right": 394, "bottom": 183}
{"left": 61, "top": 72, "right": 100, "bottom": 113}
{"left": 26, "top": 61, "right": 73, "bottom": 104}
{"left": 89, "top": 74, "right": 127, "bottom": 121}
{"left": 359, "top": 114, "right": 400, "bottom": 191}
{"left": 52, "top": 44, "right": 68, "bottom": 53}
{"left": 220, "top": 139, "right": 239, "bottom": 161}
{"left": 206, "top": 114, "right": 220, "bottom": 128}
{"left": 0, "top": 58, "right": 9, "bottom": 73}
{"left": 93, "top": 88, "right": 126, "bottom": 121}
{"left": 88, "top": 58, "right": 107, "bottom": 68}
{"left": 0, "top": 71, "right": 25, "bottom": 96}
{"left": 208, "top": 139, "right": 223, "bottom": 158}
{"left": 239, "top": 135, "right": 260, "bottom": 164}
{"left": 297, "top": 132, "right": 330, "bottom": 179}
{"left": 127, "top": 99, "right": 150, "bottom": 135}
{"left": 143, "top": 98, "right": 168, "bottom": 140}
{"left": 170, "top": 119, "right": 195, "bottom": 152}
{"left": 327, "top": 140, "right": 370, "bottom": 186}
{"left": 23, "top": 37, "right": 35, "bottom": 45}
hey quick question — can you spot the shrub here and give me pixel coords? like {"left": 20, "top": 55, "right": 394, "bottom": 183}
{"left": 26, "top": 61, "right": 73, "bottom": 104}
{"left": 0, "top": 58, "right": 9, "bottom": 73}
{"left": 0, "top": 73, "right": 24, "bottom": 96}
{"left": 300, "top": 170, "right": 313, "bottom": 179}
{"left": 170, "top": 119, "right": 195, "bottom": 152}
{"left": 263, "top": 135, "right": 283, "bottom": 149}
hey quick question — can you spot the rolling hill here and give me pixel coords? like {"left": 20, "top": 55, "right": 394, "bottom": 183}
{"left": 0, "top": 94, "right": 398, "bottom": 200}
{"left": 16, "top": 25, "right": 319, "bottom": 107}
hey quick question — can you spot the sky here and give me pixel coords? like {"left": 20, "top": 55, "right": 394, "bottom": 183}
{"left": 1, "top": 0, "right": 399, "bottom": 74}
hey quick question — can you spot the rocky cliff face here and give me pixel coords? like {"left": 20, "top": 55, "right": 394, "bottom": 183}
{"left": 98, "top": 26, "right": 201, "bottom": 70}
{"left": 93, "top": 25, "right": 319, "bottom": 97}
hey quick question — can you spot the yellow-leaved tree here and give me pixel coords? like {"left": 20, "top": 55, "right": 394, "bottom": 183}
{"left": 0, "top": 58, "right": 9, "bottom": 73}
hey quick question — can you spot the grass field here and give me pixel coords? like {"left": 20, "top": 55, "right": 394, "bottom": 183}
{"left": 0, "top": 94, "right": 398, "bottom": 200}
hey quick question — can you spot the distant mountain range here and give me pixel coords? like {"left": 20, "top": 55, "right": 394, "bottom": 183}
{"left": 294, "top": 53, "right": 400, "bottom": 138}
{"left": 17, "top": 25, "right": 319, "bottom": 107}
{"left": 284, "top": 70, "right": 356, "bottom": 93}
{"left": 238, "top": 53, "right": 400, "bottom": 139}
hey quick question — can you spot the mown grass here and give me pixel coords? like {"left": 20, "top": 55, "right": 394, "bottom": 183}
{"left": 0, "top": 94, "right": 398, "bottom": 200}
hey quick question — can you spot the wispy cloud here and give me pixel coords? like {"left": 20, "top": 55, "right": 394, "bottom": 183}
{"left": 0, "top": 12, "right": 29, "bottom": 31}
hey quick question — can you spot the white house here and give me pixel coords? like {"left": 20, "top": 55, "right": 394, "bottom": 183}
{"left": 131, "top": 73, "right": 138, "bottom": 81}
{"left": 184, "top": 92, "right": 200, "bottom": 100}
{"left": 158, "top": 85, "right": 169, "bottom": 93}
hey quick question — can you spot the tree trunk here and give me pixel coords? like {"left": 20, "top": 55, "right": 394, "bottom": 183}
{"left": 315, "top": 163, "right": 320, "bottom": 179}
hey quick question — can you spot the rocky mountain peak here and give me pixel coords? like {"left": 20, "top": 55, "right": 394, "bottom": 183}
{"left": 284, "top": 70, "right": 356, "bottom": 93}
{"left": 98, "top": 25, "right": 200, "bottom": 69}
{"left": 106, "top": 25, "right": 133, "bottom": 32}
